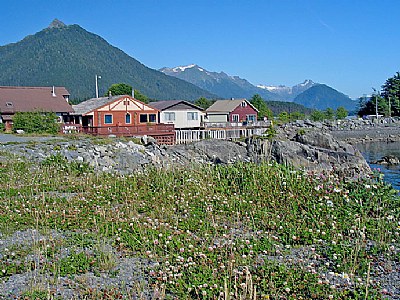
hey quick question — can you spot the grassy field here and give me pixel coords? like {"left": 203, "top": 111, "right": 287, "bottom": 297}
{"left": 0, "top": 151, "right": 399, "bottom": 299}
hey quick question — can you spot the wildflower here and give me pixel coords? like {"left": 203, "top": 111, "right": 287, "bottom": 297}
{"left": 285, "top": 287, "right": 290, "bottom": 293}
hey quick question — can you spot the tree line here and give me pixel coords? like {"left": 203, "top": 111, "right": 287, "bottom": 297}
{"left": 358, "top": 72, "right": 400, "bottom": 117}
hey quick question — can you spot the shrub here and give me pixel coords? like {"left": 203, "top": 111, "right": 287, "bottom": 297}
{"left": 12, "top": 111, "right": 60, "bottom": 134}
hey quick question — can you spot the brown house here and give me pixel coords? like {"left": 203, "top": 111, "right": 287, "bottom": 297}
{"left": 71, "top": 95, "right": 175, "bottom": 144}
{"left": 0, "top": 86, "right": 73, "bottom": 131}
{"left": 206, "top": 99, "right": 258, "bottom": 124}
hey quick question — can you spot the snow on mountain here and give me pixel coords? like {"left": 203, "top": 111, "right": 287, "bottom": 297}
{"left": 160, "top": 64, "right": 320, "bottom": 102}
{"left": 171, "top": 64, "right": 197, "bottom": 72}
{"left": 256, "top": 80, "right": 316, "bottom": 101}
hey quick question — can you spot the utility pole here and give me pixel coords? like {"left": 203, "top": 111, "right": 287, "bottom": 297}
{"left": 95, "top": 75, "right": 101, "bottom": 98}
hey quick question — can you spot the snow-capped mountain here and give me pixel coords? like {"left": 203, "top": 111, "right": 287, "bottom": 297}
{"left": 160, "top": 64, "right": 356, "bottom": 110}
{"left": 160, "top": 64, "right": 282, "bottom": 100}
{"left": 257, "top": 80, "right": 317, "bottom": 101}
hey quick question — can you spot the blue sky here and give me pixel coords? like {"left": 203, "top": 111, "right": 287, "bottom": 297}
{"left": 1, "top": 0, "right": 400, "bottom": 99}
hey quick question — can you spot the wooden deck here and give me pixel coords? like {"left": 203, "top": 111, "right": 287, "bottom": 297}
{"left": 61, "top": 123, "right": 176, "bottom": 145}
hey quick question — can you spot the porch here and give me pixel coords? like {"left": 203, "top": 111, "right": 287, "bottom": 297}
{"left": 61, "top": 123, "right": 176, "bottom": 145}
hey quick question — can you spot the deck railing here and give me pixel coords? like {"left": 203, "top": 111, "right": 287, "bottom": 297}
{"left": 61, "top": 123, "right": 176, "bottom": 145}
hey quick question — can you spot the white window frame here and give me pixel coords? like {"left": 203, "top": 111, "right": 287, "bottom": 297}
{"left": 232, "top": 114, "right": 240, "bottom": 122}
{"left": 164, "top": 112, "right": 176, "bottom": 121}
{"left": 187, "top": 112, "right": 198, "bottom": 121}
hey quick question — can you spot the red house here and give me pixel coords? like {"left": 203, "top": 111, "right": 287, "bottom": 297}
{"left": 71, "top": 95, "right": 175, "bottom": 144}
{"left": 205, "top": 99, "right": 258, "bottom": 124}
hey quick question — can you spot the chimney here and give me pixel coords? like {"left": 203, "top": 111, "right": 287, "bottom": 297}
{"left": 52, "top": 86, "right": 56, "bottom": 97}
{"left": 132, "top": 89, "right": 135, "bottom": 98}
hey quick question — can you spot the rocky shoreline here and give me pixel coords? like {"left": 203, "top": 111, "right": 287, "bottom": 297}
{"left": 0, "top": 122, "right": 371, "bottom": 179}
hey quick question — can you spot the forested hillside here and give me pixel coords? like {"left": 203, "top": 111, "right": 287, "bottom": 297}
{"left": 0, "top": 21, "right": 216, "bottom": 101}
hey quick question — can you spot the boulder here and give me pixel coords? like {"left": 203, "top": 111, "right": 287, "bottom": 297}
{"left": 373, "top": 155, "right": 400, "bottom": 165}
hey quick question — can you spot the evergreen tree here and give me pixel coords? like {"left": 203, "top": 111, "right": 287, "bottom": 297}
{"left": 250, "top": 94, "right": 273, "bottom": 120}
{"left": 194, "top": 97, "right": 213, "bottom": 110}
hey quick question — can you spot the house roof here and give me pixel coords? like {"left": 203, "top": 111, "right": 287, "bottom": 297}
{"left": 72, "top": 95, "right": 158, "bottom": 115}
{"left": 0, "top": 86, "right": 73, "bottom": 114}
{"left": 206, "top": 99, "right": 258, "bottom": 113}
{"left": 72, "top": 95, "right": 123, "bottom": 115}
{"left": 149, "top": 100, "right": 204, "bottom": 111}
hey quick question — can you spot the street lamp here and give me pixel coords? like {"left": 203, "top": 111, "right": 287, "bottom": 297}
{"left": 95, "top": 75, "right": 101, "bottom": 98}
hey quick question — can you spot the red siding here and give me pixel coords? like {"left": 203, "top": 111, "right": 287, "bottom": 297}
{"left": 230, "top": 103, "right": 258, "bottom": 122}
{"left": 93, "top": 110, "right": 158, "bottom": 127}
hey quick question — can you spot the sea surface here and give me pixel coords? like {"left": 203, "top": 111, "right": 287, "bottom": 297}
{"left": 356, "top": 141, "right": 400, "bottom": 190}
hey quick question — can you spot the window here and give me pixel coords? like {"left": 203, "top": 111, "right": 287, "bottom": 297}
{"left": 164, "top": 112, "right": 175, "bottom": 121}
{"left": 139, "top": 114, "right": 148, "bottom": 123}
{"left": 149, "top": 114, "right": 156, "bottom": 123}
{"left": 241, "top": 101, "right": 247, "bottom": 107}
{"left": 232, "top": 114, "right": 239, "bottom": 122}
{"left": 246, "top": 114, "right": 256, "bottom": 122}
{"left": 187, "top": 112, "right": 198, "bottom": 121}
{"left": 104, "top": 114, "right": 113, "bottom": 124}
{"left": 125, "top": 113, "right": 131, "bottom": 124}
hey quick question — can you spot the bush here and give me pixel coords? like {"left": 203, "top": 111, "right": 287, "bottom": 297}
{"left": 12, "top": 111, "right": 60, "bottom": 134}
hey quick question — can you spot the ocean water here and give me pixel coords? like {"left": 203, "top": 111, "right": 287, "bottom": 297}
{"left": 356, "top": 141, "right": 400, "bottom": 190}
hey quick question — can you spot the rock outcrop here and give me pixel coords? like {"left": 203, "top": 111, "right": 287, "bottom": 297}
{"left": 246, "top": 128, "right": 371, "bottom": 177}
{"left": 0, "top": 124, "right": 371, "bottom": 178}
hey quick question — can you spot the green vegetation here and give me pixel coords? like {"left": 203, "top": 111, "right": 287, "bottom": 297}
{"left": 194, "top": 97, "right": 214, "bottom": 110}
{"left": 12, "top": 111, "right": 60, "bottom": 134}
{"left": 0, "top": 151, "right": 398, "bottom": 299}
{"left": 0, "top": 23, "right": 215, "bottom": 102}
{"left": 250, "top": 94, "right": 273, "bottom": 120}
{"left": 105, "top": 83, "right": 132, "bottom": 97}
{"left": 359, "top": 72, "right": 400, "bottom": 117}
{"left": 264, "top": 100, "right": 314, "bottom": 116}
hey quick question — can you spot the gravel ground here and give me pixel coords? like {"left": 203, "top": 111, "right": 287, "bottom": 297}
{"left": 0, "top": 229, "right": 399, "bottom": 299}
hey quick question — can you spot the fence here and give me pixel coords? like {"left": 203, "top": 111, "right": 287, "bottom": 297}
{"left": 175, "top": 127, "right": 268, "bottom": 144}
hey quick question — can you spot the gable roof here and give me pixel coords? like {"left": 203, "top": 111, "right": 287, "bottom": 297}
{"left": 0, "top": 86, "right": 73, "bottom": 113}
{"left": 206, "top": 99, "right": 258, "bottom": 113}
{"left": 72, "top": 95, "right": 158, "bottom": 115}
{"left": 149, "top": 100, "right": 204, "bottom": 111}
{"left": 72, "top": 95, "right": 122, "bottom": 115}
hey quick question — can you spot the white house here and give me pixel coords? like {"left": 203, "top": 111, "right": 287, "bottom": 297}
{"left": 149, "top": 100, "right": 205, "bottom": 129}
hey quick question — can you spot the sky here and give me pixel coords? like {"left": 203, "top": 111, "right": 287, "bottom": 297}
{"left": 1, "top": 0, "right": 400, "bottom": 99}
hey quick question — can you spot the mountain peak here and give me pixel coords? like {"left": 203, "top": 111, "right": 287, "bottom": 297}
{"left": 172, "top": 64, "right": 198, "bottom": 72}
{"left": 48, "top": 19, "right": 66, "bottom": 29}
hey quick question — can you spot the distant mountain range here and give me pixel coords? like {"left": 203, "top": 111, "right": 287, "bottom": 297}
{"left": 0, "top": 19, "right": 216, "bottom": 101}
{"left": 161, "top": 64, "right": 357, "bottom": 110}
{"left": 257, "top": 79, "right": 317, "bottom": 101}
{"left": 160, "top": 64, "right": 280, "bottom": 101}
